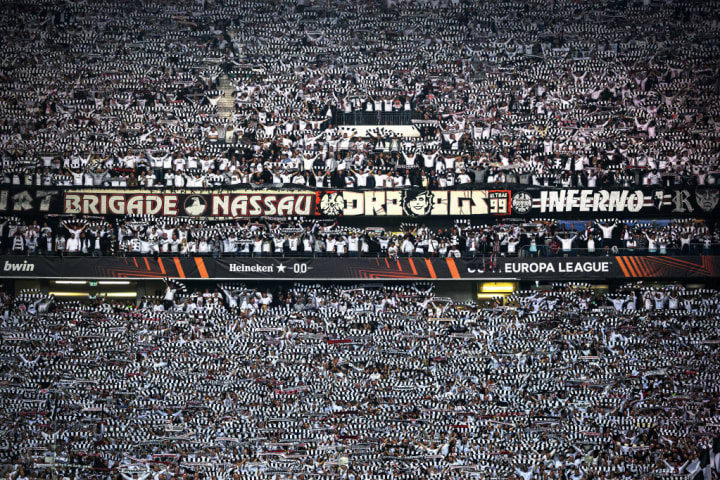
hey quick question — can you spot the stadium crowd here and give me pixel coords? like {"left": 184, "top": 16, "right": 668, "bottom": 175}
{"left": 1, "top": 0, "right": 720, "bottom": 189}
{"left": 1, "top": 216, "right": 717, "bottom": 257}
{"left": 1, "top": 282, "right": 718, "bottom": 479}
{"left": 2, "top": 0, "right": 720, "bottom": 478}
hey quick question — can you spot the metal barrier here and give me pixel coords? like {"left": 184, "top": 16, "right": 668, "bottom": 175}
{"left": 27, "top": 251, "right": 497, "bottom": 259}
{"left": 517, "top": 245, "right": 720, "bottom": 257}
{"left": 14, "top": 246, "right": 720, "bottom": 258}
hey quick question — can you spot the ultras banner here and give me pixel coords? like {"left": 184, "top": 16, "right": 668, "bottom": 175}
{"left": 2, "top": 255, "right": 719, "bottom": 280}
{"left": 63, "top": 189, "right": 317, "bottom": 217}
{"left": 0, "top": 188, "right": 60, "bottom": 213}
{"left": 60, "top": 188, "right": 513, "bottom": 217}
{"left": 509, "top": 187, "right": 719, "bottom": 216}
{"left": 0, "top": 186, "right": 715, "bottom": 218}
{"left": 59, "top": 187, "right": 720, "bottom": 218}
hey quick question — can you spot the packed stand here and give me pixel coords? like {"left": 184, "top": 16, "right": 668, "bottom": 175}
{"left": 1, "top": 215, "right": 718, "bottom": 258}
{"left": 1, "top": 0, "right": 720, "bottom": 189}
{"left": 0, "top": 282, "right": 719, "bottom": 479}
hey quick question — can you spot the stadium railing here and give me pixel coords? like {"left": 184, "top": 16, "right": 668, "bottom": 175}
{"left": 11, "top": 245, "right": 720, "bottom": 258}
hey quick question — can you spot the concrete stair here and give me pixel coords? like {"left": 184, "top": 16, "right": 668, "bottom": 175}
{"left": 216, "top": 75, "right": 235, "bottom": 120}
{"left": 216, "top": 75, "right": 236, "bottom": 142}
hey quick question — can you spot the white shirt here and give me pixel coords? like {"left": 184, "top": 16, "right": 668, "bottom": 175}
{"left": 557, "top": 235, "right": 576, "bottom": 251}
